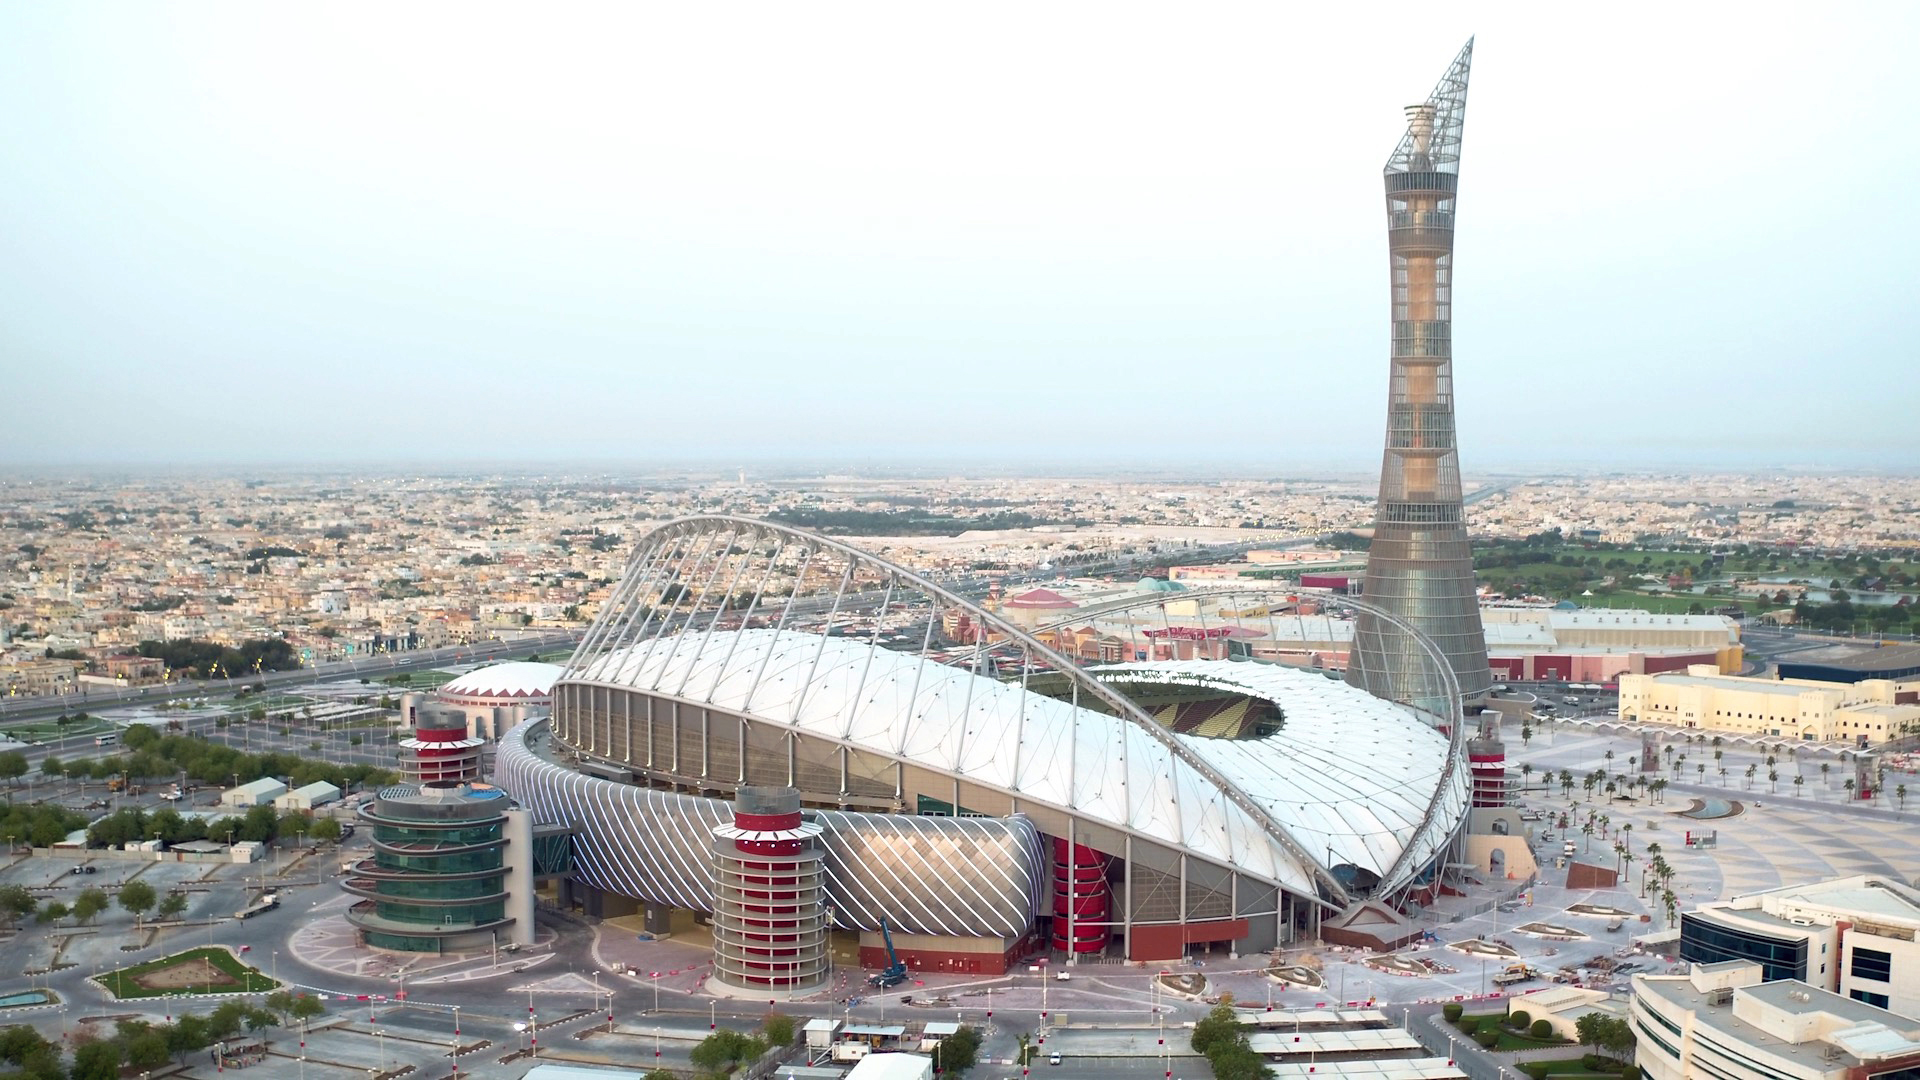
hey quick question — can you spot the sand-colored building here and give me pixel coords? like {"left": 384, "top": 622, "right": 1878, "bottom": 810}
{"left": 1618, "top": 666, "right": 1920, "bottom": 745}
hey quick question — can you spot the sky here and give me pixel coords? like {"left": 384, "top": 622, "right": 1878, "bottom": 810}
{"left": 1, "top": 3, "right": 1915, "bottom": 472}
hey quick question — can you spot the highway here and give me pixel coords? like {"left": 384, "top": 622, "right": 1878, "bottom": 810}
{"left": 0, "top": 632, "right": 582, "bottom": 726}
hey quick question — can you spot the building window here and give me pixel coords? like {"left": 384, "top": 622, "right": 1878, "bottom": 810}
{"left": 1680, "top": 913, "right": 1808, "bottom": 982}
{"left": 1852, "top": 947, "right": 1893, "bottom": 983}
{"left": 1851, "top": 988, "right": 1891, "bottom": 1009}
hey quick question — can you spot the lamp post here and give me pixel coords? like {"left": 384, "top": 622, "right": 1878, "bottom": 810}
{"left": 451, "top": 1006, "right": 460, "bottom": 1080}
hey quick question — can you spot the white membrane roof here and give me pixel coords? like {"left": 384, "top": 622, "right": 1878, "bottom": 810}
{"left": 568, "top": 629, "right": 1464, "bottom": 895}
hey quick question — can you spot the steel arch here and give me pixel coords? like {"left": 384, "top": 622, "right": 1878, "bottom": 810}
{"left": 564, "top": 515, "right": 1360, "bottom": 906}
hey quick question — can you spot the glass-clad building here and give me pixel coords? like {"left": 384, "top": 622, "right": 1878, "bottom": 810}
{"left": 345, "top": 783, "right": 515, "bottom": 953}
{"left": 1679, "top": 910, "right": 1810, "bottom": 982}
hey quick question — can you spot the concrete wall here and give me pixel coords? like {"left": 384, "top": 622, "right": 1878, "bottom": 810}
{"left": 1464, "top": 834, "right": 1538, "bottom": 882}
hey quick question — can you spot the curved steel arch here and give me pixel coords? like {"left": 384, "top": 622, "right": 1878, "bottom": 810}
{"left": 563, "top": 514, "right": 1357, "bottom": 906}
{"left": 1016, "top": 581, "right": 1468, "bottom": 897}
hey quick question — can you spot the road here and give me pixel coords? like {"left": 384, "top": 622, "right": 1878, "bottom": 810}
{"left": 0, "top": 632, "right": 582, "bottom": 725}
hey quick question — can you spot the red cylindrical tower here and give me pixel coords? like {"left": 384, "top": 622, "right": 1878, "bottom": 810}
{"left": 400, "top": 703, "right": 485, "bottom": 785}
{"left": 1467, "top": 735, "right": 1509, "bottom": 809}
{"left": 708, "top": 786, "right": 828, "bottom": 998}
{"left": 1051, "top": 836, "right": 1110, "bottom": 953}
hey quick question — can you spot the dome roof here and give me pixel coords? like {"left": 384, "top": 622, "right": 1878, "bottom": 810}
{"left": 440, "top": 661, "right": 564, "bottom": 701}
{"left": 1137, "top": 577, "right": 1186, "bottom": 592}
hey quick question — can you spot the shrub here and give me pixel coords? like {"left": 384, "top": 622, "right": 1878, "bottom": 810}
{"left": 1583, "top": 1054, "right": 1606, "bottom": 1070}
{"left": 1443, "top": 1003, "right": 1463, "bottom": 1022}
{"left": 1474, "top": 1028, "right": 1499, "bottom": 1048}
{"left": 1621, "top": 1066, "right": 1641, "bottom": 1080}
{"left": 1509, "top": 1009, "right": 1531, "bottom": 1028}
{"left": 1531, "top": 1019, "right": 1554, "bottom": 1039}
{"left": 1455, "top": 1016, "right": 1478, "bottom": 1033}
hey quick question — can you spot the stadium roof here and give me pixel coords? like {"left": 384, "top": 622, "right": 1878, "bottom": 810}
{"left": 442, "top": 661, "right": 564, "bottom": 700}
{"left": 570, "top": 630, "right": 1464, "bottom": 895}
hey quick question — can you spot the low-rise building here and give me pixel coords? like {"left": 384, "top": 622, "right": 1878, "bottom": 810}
{"left": 274, "top": 781, "right": 341, "bottom": 812}
{"left": 1678, "top": 876, "right": 1920, "bottom": 1016}
{"left": 1620, "top": 667, "right": 1920, "bottom": 746}
{"left": 220, "top": 778, "right": 287, "bottom": 807}
{"left": 1631, "top": 961, "right": 1920, "bottom": 1080}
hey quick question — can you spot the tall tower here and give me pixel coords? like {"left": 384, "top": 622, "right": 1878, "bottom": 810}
{"left": 1349, "top": 39, "right": 1494, "bottom": 708}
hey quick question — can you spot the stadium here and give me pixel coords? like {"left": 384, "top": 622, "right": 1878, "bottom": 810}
{"left": 494, "top": 516, "right": 1470, "bottom": 972}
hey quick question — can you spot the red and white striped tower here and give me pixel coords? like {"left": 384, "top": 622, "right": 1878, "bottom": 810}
{"left": 706, "top": 786, "right": 829, "bottom": 999}
{"left": 400, "top": 702, "right": 485, "bottom": 785}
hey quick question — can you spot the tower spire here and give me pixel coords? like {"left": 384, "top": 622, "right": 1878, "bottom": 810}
{"left": 1348, "top": 39, "right": 1493, "bottom": 711}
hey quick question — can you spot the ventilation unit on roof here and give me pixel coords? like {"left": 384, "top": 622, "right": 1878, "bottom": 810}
{"left": 1788, "top": 989, "right": 1812, "bottom": 1003}
{"left": 1708, "top": 987, "right": 1734, "bottom": 1006}
{"left": 1791, "top": 918, "right": 1814, "bottom": 926}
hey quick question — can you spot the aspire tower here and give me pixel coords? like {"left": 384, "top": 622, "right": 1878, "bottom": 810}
{"left": 1349, "top": 39, "right": 1494, "bottom": 708}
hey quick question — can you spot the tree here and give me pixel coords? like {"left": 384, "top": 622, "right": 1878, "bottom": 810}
{"left": 690, "top": 1030, "right": 767, "bottom": 1072}
{"left": 1899, "top": 784, "right": 1909, "bottom": 811}
{"left": 1192, "top": 1004, "right": 1245, "bottom": 1057}
{"left": 762, "top": 1013, "right": 795, "bottom": 1047}
{"left": 0, "top": 885, "right": 35, "bottom": 928}
{"left": 72, "top": 887, "right": 109, "bottom": 924}
{"left": 35, "top": 901, "right": 68, "bottom": 926}
{"left": 158, "top": 892, "right": 189, "bottom": 920}
{"left": 938, "top": 1025, "right": 982, "bottom": 1075}
{"left": 310, "top": 817, "right": 342, "bottom": 843}
{"left": 71, "top": 1040, "right": 122, "bottom": 1080}
{"left": 0, "top": 752, "right": 27, "bottom": 793}
{"left": 40, "top": 755, "right": 62, "bottom": 778}
{"left": 118, "top": 880, "right": 158, "bottom": 924}
{"left": 290, "top": 994, "right": 326, "bottom": 1022}
{"left": 126, "top": 1030, "right": 170, "bottom": 1070}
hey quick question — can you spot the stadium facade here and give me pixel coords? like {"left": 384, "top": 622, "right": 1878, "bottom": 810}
{"left": 1349, "top": 38, "right": 1495, "bottom": 707}
{"left": 494, "top": 516, "right": 1470, "bottom": 968}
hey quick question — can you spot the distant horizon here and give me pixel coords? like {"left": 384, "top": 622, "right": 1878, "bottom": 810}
{"left": 1, "top": 455, "right": 1915, "bottom": 482}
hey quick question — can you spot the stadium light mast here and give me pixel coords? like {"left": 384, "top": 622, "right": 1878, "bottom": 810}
{"left": 1348, "top": 38, "right": 1494, "bottom": 711}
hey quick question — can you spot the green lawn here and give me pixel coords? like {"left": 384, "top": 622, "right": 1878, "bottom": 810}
{"left": 94, "top": 947, "right": 280, "bottom": 999}
{"left": 1460, "top": 1013, "right": 1575, "bottom": 1052}
{"left": 1517, "top": 1057, "right": 1625, "bottom": 1079}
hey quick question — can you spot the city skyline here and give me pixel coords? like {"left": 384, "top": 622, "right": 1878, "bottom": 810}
{"left": 2, "top": 5, "right": 1916, "bottom": 471}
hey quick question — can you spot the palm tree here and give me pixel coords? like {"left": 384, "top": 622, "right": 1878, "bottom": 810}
{"left": 1899, "top": 784, "right": 1909, "bottom": 812}
{"left": 1521, "top": 763, "right": 1534, "bottom": 789}
{"left": 1769, "top": 770, "right": 1779, "bottom": 793}
{"left": 1621, "top": 823, "right": 1633, "bottom": 853}
{"left": 1794, "top": 774, "right": 1805, "bottom": 796}
{"left": 1697, "top": 763, "right": 1706, "bottom": 781}
{"left": 1821, "top": 762, "right": 1832, "bottom": 787}
{"left": 1844, "top": 778, "right": 1857, "bottom": 800}
{"left": 1581, "top": 820, "right": 1594, "bottom": 852}
{"left": 1745, "top": 763, "right": 1757, "bottom": 790}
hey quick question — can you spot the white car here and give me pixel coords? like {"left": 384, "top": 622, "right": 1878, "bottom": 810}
{"left": 1048, "top": 1052, "right": 1062, "bottom": 1065}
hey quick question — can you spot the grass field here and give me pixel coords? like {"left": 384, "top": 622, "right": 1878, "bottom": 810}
{"left": 95, "top": 947, "right": 280, "bottom": 999}
{"left": 1517, "top": 1057, "right": 1625, "bottom": 1079}
{"left": 1459, "top": 1013, "right": 1575, "bottom": 1052}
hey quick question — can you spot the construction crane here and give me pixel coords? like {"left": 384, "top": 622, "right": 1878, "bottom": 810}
{"left": 868, "top": 917, "right": 907, "bottom": 988}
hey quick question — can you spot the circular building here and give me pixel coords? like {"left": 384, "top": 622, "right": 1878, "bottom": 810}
{"left": 494, "top": 517, "right": 1468, "bottom": 969}
{"left": 434, "top": 661, "right": 563, "bottom": 740}
{"left": 344, "top": 783, "right": 517, "bottom": 953}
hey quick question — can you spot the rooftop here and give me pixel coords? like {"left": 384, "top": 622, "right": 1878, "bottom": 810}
{"left": 1636, "top": 971, "right": 1920, "bottom": 1071}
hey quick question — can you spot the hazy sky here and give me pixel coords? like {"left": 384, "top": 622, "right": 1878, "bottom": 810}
{"left": 2, "top": 3, "right": 1915, "bottom": 471}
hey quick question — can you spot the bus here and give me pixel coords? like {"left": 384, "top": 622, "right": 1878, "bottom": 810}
{"left": 93, "top": 733, "right": 117, "bottom": 747}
